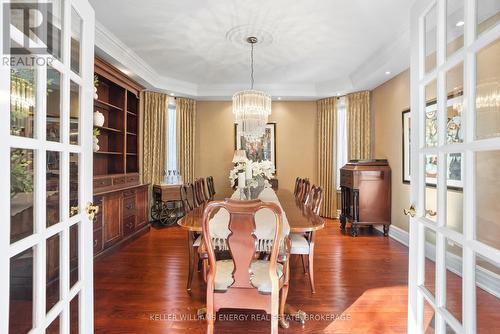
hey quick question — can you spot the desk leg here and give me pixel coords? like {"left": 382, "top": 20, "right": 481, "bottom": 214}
{"left": 351, "top": 190, "right": 359, "bottom": 237}
{"left": 187, "top": 231, "right": 196, "bottom": 292}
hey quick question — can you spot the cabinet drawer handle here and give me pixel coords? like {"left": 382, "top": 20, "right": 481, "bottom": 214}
{"left": 94, "top": 239, "right": 98, "bottom": 247}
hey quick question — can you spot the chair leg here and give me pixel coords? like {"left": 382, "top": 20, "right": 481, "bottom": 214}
{"left": 279, "top": 282, "right": 290, "bottom": 329}
{"left": 206, "top": 283, "right": 215, "bottom": 334}
{"left": 187, "top": 231, "right": 195, "bottom": 292}
{"left": 308, "top": 232, "right": 316, "bottom": 293}
{"left": 202, "top": 259, "right": 208, "bottom": 283}
{"left": 301, "top": 254, "right": 308, "bottom": 273}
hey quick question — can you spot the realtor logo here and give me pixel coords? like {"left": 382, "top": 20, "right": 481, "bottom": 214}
{"left": 2, "top": 2, "right": 55, "bottom": 66}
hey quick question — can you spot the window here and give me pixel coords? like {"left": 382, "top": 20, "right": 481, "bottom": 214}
{"left": 166, "top": 99, "right": 177, "bottom": 174}
{"left": 336, "top": 96, "right": 348, "bottom": 188}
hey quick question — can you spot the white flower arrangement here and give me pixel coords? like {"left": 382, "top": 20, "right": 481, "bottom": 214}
{"left": 229, "top": 160, "right": 275, "bottom": 188}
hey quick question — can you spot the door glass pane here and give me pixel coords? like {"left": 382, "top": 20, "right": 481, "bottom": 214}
{"left": 71, "top": 8, "right": 82, "bottom": 74}
{"left": 70, "top": 293, "right": 79, "bottom": 334}
{"left": 47, "top": 67, "right": 62, "bottom": 142}
{"left": 477, "top": 0, "right": 500, "bottom": 36}
{"left": 48, "top": 0, "right": 63, "bottom": 60}
{"left": 425, "top": 155, "right": 438, "bottom": 222}
{"left": 70, "top": 223, "right": 79, "bottom": 287}
{"left": 9, "top": 247, "right": 34, "bottom": 333}
{"left": 426, "top": 80, "right": 438, "bottom": 148}
{"left": 11, "top": 148, "right": 35, "bottom": 243}
{"left": 423, "top": 298, "right": 436, "bottom": 333}
{"left": 447, "top": 0, "right": 464, "bottom": 57}
{"left": 476, "top": 150, "right": 500, "bottom": 249}
{"left": 47, "top": 151, "right": 61, "bottom": 227}
{"left": 69, "top": 152, "right": 79, "bottom": 217}
{"left": 70, "top": 81, "right": 80, "bottom": 145}
{"left": 475, "top": 38, "right": 500, "bottom": 140}
{"left": 446, "top": 62, "right": 464, "bottom": 144}
{"left": 11, "top": 67, "right": 36, "bottom": 138}
{"left": 425, "top": 5, "right": 438, "bottom": 73}
{"left": 424, "top": 228, "right": 437, "bottom": 296}
{"left": 46, "top": 315, "right": 60, "bottom": 334}
{"left": 445, "top": 240, "right": 462, "bottom": 323}
{"left": 46, "top": 233, "right": 60, "bottom": 313}
{"left": 446, "top": 153, "right": 463, "bottom": 233}
{"left": 475, "top": 255, "right": 500, "bottom": 333}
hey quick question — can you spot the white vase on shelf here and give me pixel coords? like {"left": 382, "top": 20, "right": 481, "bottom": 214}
{"left": 93, "top": 110, "right": 105, "bottom": 126}
{"left": 93, "top": 137, "right": 100, "bottom": 152}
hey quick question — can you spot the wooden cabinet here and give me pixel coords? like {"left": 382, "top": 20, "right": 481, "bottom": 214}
{"left": 93, "top": 184, "right": 149, "bottom": 257}
{"left": 92, "top": 58, "right": 149, "bottom": 259}
{"left": 103, "top": 192, "right": 122, "bottom": 247}
{"left": 339, "top": 160, "right": 391, "bottom": 237}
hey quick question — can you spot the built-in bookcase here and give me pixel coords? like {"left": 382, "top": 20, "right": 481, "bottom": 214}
{"left": 93, "top": 58, "right": 142, "bottom": 178}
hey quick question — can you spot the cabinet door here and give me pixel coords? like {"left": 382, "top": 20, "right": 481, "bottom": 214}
{"left": 136, "top": 187, "right": 148, "bottom": 228}
{"left": 103, "top": 192, "right": 122, "bottom": 247}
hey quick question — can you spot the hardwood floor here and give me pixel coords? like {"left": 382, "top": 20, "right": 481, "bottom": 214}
{"left": 94, "top": 220, "right": 499, "bottom": 333}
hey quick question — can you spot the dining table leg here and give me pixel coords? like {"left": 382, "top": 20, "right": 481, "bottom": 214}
{"left": 187, "top": 231, "right": 196, "bottom": 292}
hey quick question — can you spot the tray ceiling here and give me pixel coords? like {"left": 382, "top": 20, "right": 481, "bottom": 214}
{"left": 90, "top": 0, "right": 415, "bottom": 99}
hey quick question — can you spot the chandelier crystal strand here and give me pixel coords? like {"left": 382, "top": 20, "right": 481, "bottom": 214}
{"left": 232, "top": 37, "right": 272, "bottom": 142}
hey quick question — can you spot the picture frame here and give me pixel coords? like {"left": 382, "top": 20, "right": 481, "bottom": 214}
{"left": 234, "top": 122, "right": 276, "bottom": 170}
{"left": 401, "top": 93, "right": 464, "bottom": 190}
{"left": 402, "top": 109, "right": 411, "bottom": 184}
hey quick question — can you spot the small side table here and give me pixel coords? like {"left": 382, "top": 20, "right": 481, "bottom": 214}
{"left": 151, "top": 183, "right": 185, "bottom": 226}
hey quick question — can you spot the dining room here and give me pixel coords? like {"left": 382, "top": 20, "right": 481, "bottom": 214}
{"left": 3, "top": 0, "right": 500, "bottom": 333}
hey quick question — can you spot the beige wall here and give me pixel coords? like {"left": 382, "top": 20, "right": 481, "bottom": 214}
{"left": 195, "top": 101, "right": 317, "bottom": 198}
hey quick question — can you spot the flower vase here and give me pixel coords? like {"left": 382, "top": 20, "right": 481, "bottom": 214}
{"left": 250, "top": 176, "right": 265, "bottom": 199}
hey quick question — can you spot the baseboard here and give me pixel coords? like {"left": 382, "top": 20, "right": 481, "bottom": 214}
{"left": 374, "top": 225, "right": 500, "bottom": 298}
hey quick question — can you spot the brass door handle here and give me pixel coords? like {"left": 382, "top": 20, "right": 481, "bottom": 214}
{"left": 86, "top": 202, "right": 100, "bottom": 221}
{"left": 70, "top": 206, "right": 79, "bottom": 217}
{"left": 404, "top": 205, "right": 416, "bottom": 218}
{"left": 426, "top": 209, "right": 437, "bottom": 217}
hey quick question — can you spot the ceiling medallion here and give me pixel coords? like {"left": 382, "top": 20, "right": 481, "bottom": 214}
{"left": 232, "top": 36, "right": 272, "bottom": 143}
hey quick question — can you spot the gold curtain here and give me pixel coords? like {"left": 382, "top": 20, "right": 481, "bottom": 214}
{"left": 176, "top": 97, "right": 196, "bottom": 183}
{"left": 317, "top": 97, "right": 337, "bottom": 218}
{"left": 140, "top": 91, "right": 168, "bottom": 185}
{"left": 347, "top": 91, "right": 371, "bottom": 160}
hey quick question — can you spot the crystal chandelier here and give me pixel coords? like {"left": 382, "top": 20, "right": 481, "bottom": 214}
{"left": 233, "top": 37, "right": 271, "bottom": 142}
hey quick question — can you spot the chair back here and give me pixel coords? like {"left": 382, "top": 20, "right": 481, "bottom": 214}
{"left": 293, "top": 177, "right": 302, "bottom": 197}
{"left": 201, "top": 177, "right": 209, "bottom": 202}
{"left": 180, "top": 184, "right": 193, "bottom": 214}
{"left": 194, "top": 179, "right": 205, "bottom": 206}
{"left": 185, "top": 183, "right": 198, "bottom": 208}
{"left": 206, "top": 176, "right": 216, "bottom": 200}
{"left": 304, "top": 185, "right": 317, "bottom": 206}
{"left": 298, "top": 178, "right": 310, "bottom": 203}
{"left": 308, "top": 186, "right": 323, "bottom": 215}
{"left": 202, "top": 199, "right": 283, "bottom": 291}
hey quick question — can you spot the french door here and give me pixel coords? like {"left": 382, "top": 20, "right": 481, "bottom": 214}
{"left": 408, "top": 0, "right": 499, "bottom": 333}
{"left": 0, "top": 0, "right": 95, "bottom": 333}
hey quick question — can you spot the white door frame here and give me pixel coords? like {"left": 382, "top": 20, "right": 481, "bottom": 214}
{"left": 0, "top": 0, "right": 95, "bottom": 332}
{"left": 408, "top": 0, "right": 500, "bottom": 333}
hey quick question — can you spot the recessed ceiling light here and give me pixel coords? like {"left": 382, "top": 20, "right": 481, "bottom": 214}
{"left": 277, "top": 97, "right": 281, "bottom": 100}
{"left": 456, "top": 21, "right": 465, "bottom": 27}
{"left": 337, "top": 93, "right": 341, "bottom": 96}
{"left": 170, "top": 93, "right": 175, "bottom": 96}
{"left": 385, "top": 71, "right": 391, "bottom": 75}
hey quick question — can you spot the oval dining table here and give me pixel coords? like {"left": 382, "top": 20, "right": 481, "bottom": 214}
{"left": 177, "top": 188, "right": 325, "bottom": 327}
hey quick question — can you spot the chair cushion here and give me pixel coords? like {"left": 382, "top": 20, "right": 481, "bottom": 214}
{"left": 214, "top": 260, "right": 283, "bottom": 293}
{"left": 290, "top": 233, "right": 310, "bottom": 255}
{"left": 193, "top": 235, "right": 202, "bottom": 247}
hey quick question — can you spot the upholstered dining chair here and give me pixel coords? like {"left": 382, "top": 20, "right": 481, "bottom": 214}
{"left": 201, "top": 199, "right": 290, "bottom": 334}
{"left": 290, "top": 186, "right": 323, "bottom": 293}
{"left": 194, "top": 179, "right": 206, "bottom": 206}
{"left": 182, "top": 183, "right": 203, "bottom": 291}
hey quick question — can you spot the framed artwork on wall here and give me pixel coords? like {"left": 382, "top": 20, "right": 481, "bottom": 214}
{"left": 401, "top": 93, "right": 464, "bottom": 190}
{"left": 234, "top": 122, "right": 276, "bottom": 170}
{"left": 402, "top": 109, "right": 411, "bottom": 183}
